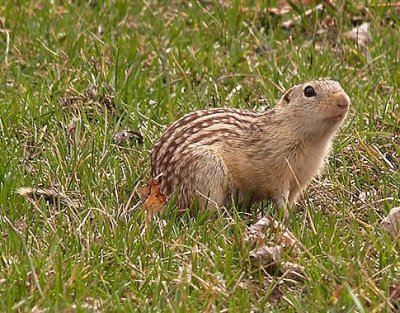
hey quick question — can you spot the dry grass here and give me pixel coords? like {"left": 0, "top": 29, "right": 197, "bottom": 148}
{"left": 0, "top": 1, "right": 399, "bottom": 311}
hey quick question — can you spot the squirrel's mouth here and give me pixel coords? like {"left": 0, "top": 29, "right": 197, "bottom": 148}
{"left": 326, "top": 110, "right": 348, "bottom": 123}
{"left": 329, "top": 103, "right": 349, "bottom": 122}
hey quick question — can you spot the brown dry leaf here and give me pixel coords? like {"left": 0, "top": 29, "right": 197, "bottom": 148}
{"left": 86, "top": 83, "right": 98, "bottom": 100}
{"left": 249, "top": 245, "right": 306, "bottom": 280}
{"left": 100, "top": 83, "right": 116, "bottom": 114}
{"left": 245, "top": 217, "right": 269, "bottom": 246}
{"left": 138, "top": 178, "right": 167, "bottom": 217}
{"left": 114, "top": 130, "right": 144, "bottom": 145}
{"left": 246, "top": 217, "right": 305, "bottom": 280}
{"left": 280, "top": 261, "right": 306, "bottom": 280}
{"left": 381, "top": 207, "right": 400, "bottom": 237}
{"left": 320, "top": 15, "right": 336, "bottom": 29}
{"left": 250, "top": 245, "right": 283, "bottom": 269}
{"left": 55, "top": 5, "right": 68, "bottom": 15}
{"left": 245, "top": 217, "right": 300, "bottom": 249}
{"left": 66, "top": 118, "right": 78, "bottom": 144}
{"left": 344, "top": 22, "right": 370, "bottom": 47}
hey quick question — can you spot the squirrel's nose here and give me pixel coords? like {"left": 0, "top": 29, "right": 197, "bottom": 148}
{"left": 335, "top": 92, "right": 350, "bottom": 109}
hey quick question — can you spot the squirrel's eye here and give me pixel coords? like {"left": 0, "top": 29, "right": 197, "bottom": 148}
{"left": 304, "top": 86, "right": 317, "bottom": 97}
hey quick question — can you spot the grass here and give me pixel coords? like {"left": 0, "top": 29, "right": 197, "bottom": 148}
{"left": 0, "top": 0, "right": 399, "bottom": 311}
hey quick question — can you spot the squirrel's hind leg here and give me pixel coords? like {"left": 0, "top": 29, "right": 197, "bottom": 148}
{"left": 178, "top": 148, "right": 231, "bottom": 211}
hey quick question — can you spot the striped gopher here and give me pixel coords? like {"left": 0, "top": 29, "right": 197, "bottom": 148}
{"left": 151, "top": 80, "right": 350, "bottom": 211}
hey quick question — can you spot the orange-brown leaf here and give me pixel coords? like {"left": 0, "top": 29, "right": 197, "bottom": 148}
{"left": 139, "top": 178, "right": 167, "bottom": 217}
{"left": 344, "top": 22, "right": 369, "bottom": 48}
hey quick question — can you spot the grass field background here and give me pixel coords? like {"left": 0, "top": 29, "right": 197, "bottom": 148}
{"left": 0, "top": 1, "right": 399, "bottom": 311}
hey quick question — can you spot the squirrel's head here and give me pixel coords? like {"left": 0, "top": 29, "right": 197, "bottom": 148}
{"left": 276, "top": 79, "right": 350, "bottom": 136}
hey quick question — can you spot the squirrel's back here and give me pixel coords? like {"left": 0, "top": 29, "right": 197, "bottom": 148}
{"left": 151, "top": 107, "right": 268, "bottom": 195}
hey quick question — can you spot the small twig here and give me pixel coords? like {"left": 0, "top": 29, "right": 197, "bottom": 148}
{"left": 37, "top": 38, "right": 59, "bottom": 58}
{"left": 282, "top": 3, "right": 324, "bottom": 30}
{"left": 17, "top": 187, "right": 79, "bottom": 209}
{"left": 121, "top": 180, "right": 143, "bottom": 219}
{"left": 195, "top": 190, "right": 220, "bottom": 210}
{"left": 3, "top": 215, "right": 44, "bottom": 298}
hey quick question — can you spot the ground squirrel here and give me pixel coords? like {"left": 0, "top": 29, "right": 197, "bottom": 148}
{"left": 151, "top": 80, "right": 350, "bottom": 211}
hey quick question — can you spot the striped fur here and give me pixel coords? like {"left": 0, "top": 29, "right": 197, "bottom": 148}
{"left": 150, "top": 80, "right": 350, "bottom": 211}
{"left": 151, "top": 108, "right": 267, "bottom": 208}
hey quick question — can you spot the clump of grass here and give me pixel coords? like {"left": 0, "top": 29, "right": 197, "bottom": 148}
{"left": 0, "top": 1, "right": 398, "bottom": 311}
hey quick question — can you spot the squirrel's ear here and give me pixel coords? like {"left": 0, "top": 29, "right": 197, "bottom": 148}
{"left": 277, "top": 86, "right": 294, "bottom": 106}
